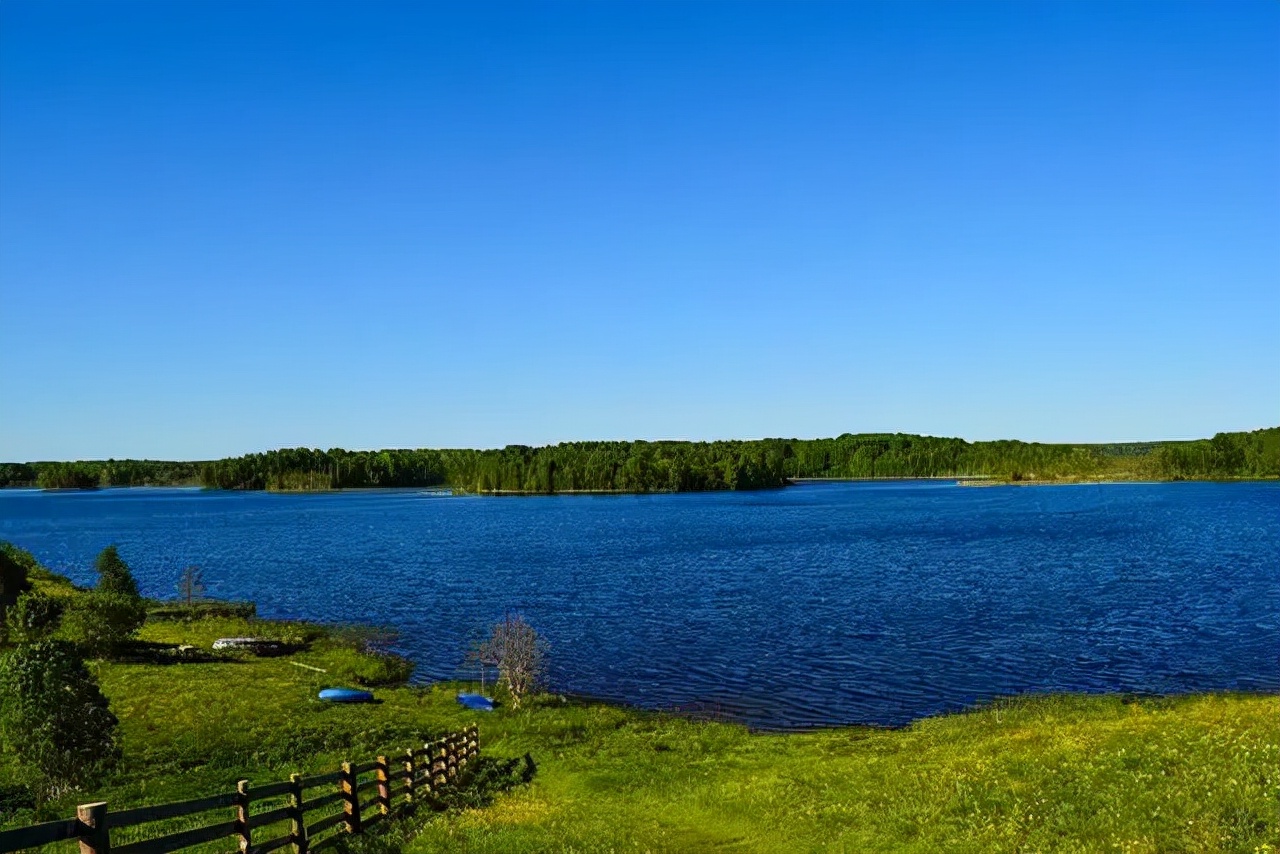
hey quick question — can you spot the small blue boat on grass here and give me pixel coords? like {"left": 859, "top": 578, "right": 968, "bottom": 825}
{"left": 319, "top": 687, "right": 375, "bottom": 703}
{"left": 457, "top": 693, "right": 495, "bottom": 712}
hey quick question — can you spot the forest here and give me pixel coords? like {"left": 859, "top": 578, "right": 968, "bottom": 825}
{"left": 0, "top": 460, "right": 203, "bottom": 490}
{"left": 3, "top": 427, "right": 1277, "bottom": 493}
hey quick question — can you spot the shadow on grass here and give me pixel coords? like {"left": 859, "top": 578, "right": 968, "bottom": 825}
{"left": 438, "top": 754, "right": 538, "bottom": 810}
{"left": 109, "top": 641, "right": 236, "bottom": 665}
{"left": 111, "top": 638, "right": 318, "bottom": 665}
{"left": 323, "top": 755, "right": 539, "bottom": 853}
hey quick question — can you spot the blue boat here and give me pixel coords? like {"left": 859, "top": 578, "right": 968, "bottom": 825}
{"left": 318, "top": 687, "right": 375, "bottom": 703}
{"left": 456, "top": 693, "right": 495, "bottom": 711}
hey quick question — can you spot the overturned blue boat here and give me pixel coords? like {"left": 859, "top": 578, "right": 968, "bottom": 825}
{"left": 318, "top": 687, "right": 375, "bottom": 703}
{"left": 456, "top": 693, "right": 495, "bottom": 711}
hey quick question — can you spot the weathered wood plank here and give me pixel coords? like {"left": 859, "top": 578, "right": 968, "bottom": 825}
{"left": 350, "top": 761, "right": 379, "bottom": 776}
{"left": 375, "top": 756, "right": 390, "bottom": 815}
{"left": 236, "top": 779, "right": 252, "bottom": 853}
{"left": 113, "top": 819, "right": 237, "bottom": 854}
{"left": 288, "top": 773, "right": 307, "bottom": 854}
{"left": 246, "top": 781, "right": 294, "bottom": 800}
{"left": 0, "top": 817, "right": 81, "bottom": 850}
{"left": 111, "top": 792, "right": 237, "bottom": 827}
{"left": 403, "top": 749, "right": 417, "bottom": 803}
{"left": 339, "top": 762, "right": 360, "bottom": 835}
{"left": 296, "top": 771, "right": 341, "bottom": 789}
{"left": 77, "top": 802, "right": 108, "bottom": 854}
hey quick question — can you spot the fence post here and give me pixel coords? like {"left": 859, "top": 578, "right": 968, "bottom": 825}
{"left": 426, "top": 740, "right": 442, "bottom": 792}
{"left": 404, "top": 748, "right": 416, "bottom": 803}
{"left": 446, "top": 736, "right": 458, "bottom": 783}
{"left": 340, "top": 761, "right": 361, "bottom": 834}
{"left": 76, "top": 802, "right": 109, "bottom": 854}
{"left": 289, "top": 773, "right": 308, "bottom": 854}
{"left": 235, "top": 780, "right": 252, "bottom": 852}
{"left": 435, "top": 740, "right": 449, "bottom": 789}
{"left": 375, "top": 756, "right": 390, "bottom": 815}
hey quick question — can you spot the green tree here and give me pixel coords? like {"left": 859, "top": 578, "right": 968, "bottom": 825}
{"left": 95, "top": 545, "right": 140, "bottom": 599}
{"left": 0, "top": 640, "right": 119, "bottom": 798}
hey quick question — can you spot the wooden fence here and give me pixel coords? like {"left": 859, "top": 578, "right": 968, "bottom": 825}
{"left": 0, "top": 725, "right": 478, "bottom": 854}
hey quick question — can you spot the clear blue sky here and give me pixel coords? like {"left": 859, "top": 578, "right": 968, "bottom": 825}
{"left": 1, "top": 1, "right": 1277, "bottom": 460}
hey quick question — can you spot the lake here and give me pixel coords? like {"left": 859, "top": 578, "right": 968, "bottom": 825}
{"left": 2, "top": 481, "right": 1276, "bottom": 728}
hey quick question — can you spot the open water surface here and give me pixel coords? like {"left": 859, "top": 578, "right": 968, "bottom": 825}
{"left": 2, "top": 481, "right": 1276, "bottom": 728}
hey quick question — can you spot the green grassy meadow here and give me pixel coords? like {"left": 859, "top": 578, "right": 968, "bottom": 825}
{"left": 2, "top": 582, "right": 1278, "bottom": 853}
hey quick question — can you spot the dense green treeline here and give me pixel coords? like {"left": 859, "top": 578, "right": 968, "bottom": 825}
{"left": 1140, "top": 428, "right": 1280, "bottom": 479}
{"left": 200, "top": 447, "right": 449, "bottom": 491}
{"left": 4, "top": 427, "right": 1277, "bottom": 493}
{"left": 0, "top": 460, "right": 203, "bottom": 490}
{"left": 441, "top": 440, "right": 791, "bottom": 493}
{"left": 187, "top": 425, "right": 1280, "bottom": 492}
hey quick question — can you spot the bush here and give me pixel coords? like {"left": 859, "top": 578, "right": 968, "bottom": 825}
{"left": 0, "top": 547, "right": 33, "bottom": 640}
{"left": 6, "top": 591, "right": 64, "bottom": 643}
{"left": 327, "top": 646, "right": 416, "bottom": 687}
{"left": 146, "top": 600, "right": 257, "bottom": 621}
{"left": 60, "top": 591, "right": 147, "bottom": 657}
{"left": 95, "top": 545, "right": 140, "bottom": 598}
{"left": 0, "top": 781, "right": 35, "bottom": 819}
{"left": 0, "top": 640, "right": 119, "bottom": 798}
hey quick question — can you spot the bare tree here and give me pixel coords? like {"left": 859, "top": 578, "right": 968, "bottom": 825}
{"left": 176, "top": 566, "right": 205, "bottom": 606}
{"left": 475, "top": 612, "right": 548, "bottom": 709}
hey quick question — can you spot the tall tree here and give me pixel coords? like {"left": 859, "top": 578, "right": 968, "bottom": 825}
{"left": 95, "top": 545, "right": 140, "bottom": 599}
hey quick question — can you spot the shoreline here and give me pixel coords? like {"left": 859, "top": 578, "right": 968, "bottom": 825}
{"left": 6, "top": 474, "right": 1278, "bottom": 495}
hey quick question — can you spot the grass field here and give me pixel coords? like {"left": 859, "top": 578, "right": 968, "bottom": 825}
{"left": 2, "top": 583, "right": 1277, "bottom": 853}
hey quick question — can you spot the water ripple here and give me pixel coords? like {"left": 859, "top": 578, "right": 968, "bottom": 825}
{"left": 1, "top": 481, "right": 1277, "bottom": 728}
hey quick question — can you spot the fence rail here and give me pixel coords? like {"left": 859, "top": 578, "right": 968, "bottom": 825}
{"left": 0, "top": 724, "right": 479, "bottom": 854}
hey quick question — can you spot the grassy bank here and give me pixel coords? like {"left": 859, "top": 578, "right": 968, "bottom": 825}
{"left": 2, "top": 573, "right": 1277, "bottom": 853}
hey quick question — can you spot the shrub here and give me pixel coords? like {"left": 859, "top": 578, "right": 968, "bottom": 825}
{"left": 0, "top": 640, "right": 119, "bottom": 798}
{"left": 6, "top": 591, "right": 64, "bottom": 643}
{"left": 146, "top": 600, "right": 257, "bottom": 620}
{"left": 0, "top": 548, "right": 33, "bottom": 640}
{"left": 60, "top": 591, "right": 147, "bottom": 657}
{"left": 327, "top": 646, "right": 415, "bottom": 687}
{"left": 95, "top": 545, "right": 140, "bottom": 598}
{"left": 0, "top": 781, "right": 35, "bottom": 819}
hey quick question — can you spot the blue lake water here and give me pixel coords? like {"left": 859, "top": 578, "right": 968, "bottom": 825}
{"left": 2, "top": 481, "right": 1277, "bottom": 728}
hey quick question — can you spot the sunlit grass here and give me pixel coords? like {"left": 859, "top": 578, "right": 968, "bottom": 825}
{"left": 2, "top": 610, "right": 1276, "bottom": 853}
{"left": 401, "top": 692, "right": 1279, "bottom": 853}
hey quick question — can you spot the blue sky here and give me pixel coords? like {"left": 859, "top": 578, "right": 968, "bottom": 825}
{"left": 1, "top": 1, "right": 1277, "bottom": 460}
